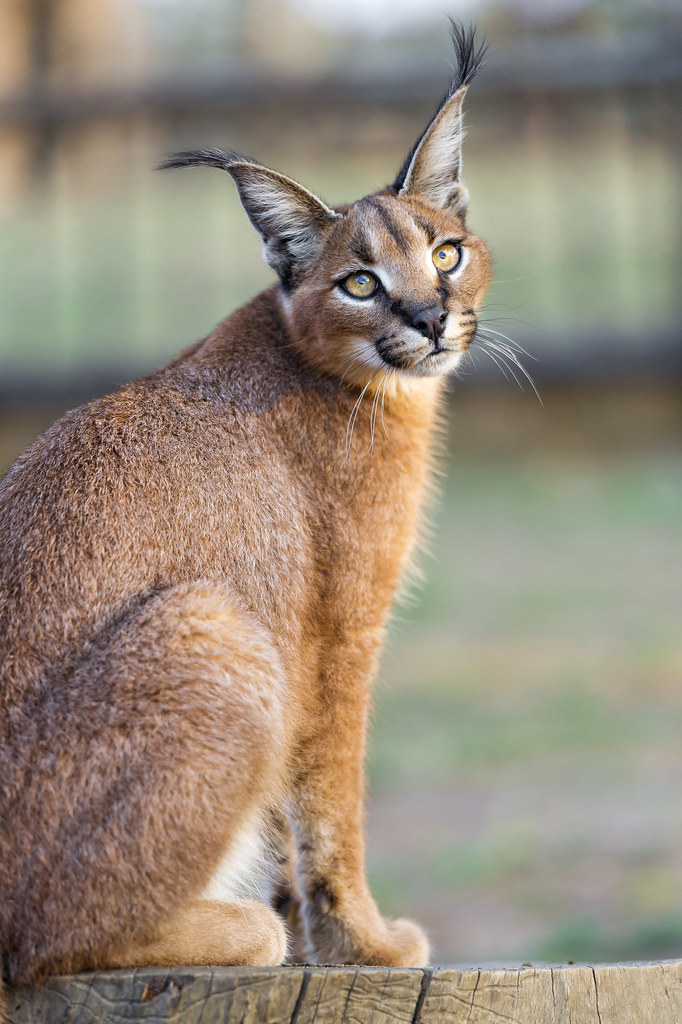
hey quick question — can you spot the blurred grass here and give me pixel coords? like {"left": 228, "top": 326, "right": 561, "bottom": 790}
{"left": 365, "top": 445, "right": 682, "bottom": 964}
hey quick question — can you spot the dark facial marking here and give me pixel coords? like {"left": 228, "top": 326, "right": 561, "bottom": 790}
{"left": 437, "top": 282, "right": 450, "bottom": 308}
{"left": 414, "top": 215, "right": 438, "bottom": 247}
{"left": 389, "top": 297, "right": 419, "bottom": 331}
{"left": 366, "top": 199, "right": 410, "bottom": 254}
{"left": 458, "top": 307, "right": 478, "bottom": 344}
{"left": 349, "top": 232, "right": 375, "bottom": 266}
{"left": 376, "top": 337, "right": 404, "bottom": 367}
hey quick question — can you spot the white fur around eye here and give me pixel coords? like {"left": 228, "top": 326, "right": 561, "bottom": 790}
{"left": 424, "top": 248, "right": 440, "bottom": 280}
{"left": 376, "top": 267, "right": 397, "bottom": 292}
{"left": 336, "top": 289, "right": 378, "bottom": 306}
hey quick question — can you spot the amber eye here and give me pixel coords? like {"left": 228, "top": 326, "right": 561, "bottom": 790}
{"left": 432, "top": 243, "right": 462, "bottom": 273}
{"left": 342, "top": 271, "right": 378, "bottom": 299}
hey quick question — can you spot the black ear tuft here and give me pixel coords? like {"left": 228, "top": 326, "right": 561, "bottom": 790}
{"left": 448, "top": 21, "right": 488, "bottom": 93}
{"left": 157, "top": 148, "right": 257, "bottom": 173}
{"left": 391, "top": 21, "right": 487, "bottom": 194}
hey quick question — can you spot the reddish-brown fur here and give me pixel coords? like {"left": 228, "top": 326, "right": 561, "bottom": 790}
{"left": 0, "top": 25, "right": 492, "bottom": 990}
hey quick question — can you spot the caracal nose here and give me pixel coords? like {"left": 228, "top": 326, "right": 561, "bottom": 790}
{"left": 412, "top": 308, "right": 447, "bottom": 343}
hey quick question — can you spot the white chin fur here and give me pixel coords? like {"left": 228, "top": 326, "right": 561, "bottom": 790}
{"left": 392, "top": 343, "right": 465, "bottom": 377}
{"left": 409, "top": 348, "right": 465, "bottom": 377}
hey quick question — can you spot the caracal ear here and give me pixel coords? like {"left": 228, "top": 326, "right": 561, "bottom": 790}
{"left": 392, "top": 22, "right": 487, "bottom": 216}
{"left": 160, "top": 149, "right": 341, "bottom": 288}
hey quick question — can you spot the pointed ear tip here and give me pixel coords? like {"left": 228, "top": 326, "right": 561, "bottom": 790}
{"left": 448, "top": 83, "right": 469, "bottom": 104}
{"left": 222, "top": 160, "right": 265, "bottom": 178}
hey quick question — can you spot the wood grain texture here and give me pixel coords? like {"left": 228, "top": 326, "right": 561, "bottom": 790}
{"left": 6, "top": 962, "right": 682, "bottom": 1023}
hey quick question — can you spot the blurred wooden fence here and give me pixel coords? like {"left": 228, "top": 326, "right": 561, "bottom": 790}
{"left": 0, "top": 6, "right": 681, "bottom": 401}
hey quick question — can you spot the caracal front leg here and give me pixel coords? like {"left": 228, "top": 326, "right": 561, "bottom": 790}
{"left": 290, "top": 633, "right": 429, "bottom": 967}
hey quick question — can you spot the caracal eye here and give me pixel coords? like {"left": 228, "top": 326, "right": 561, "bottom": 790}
{"left": 432, "top": 243, "right": 462, "bottom": 273}
{"left": 342, "top": 271, "right": 378, "bottom": 299}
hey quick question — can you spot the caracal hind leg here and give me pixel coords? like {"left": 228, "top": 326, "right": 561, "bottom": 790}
{"left": 106, "top": 900, "right": 287, "bottom": 969}
{"left": 3, "top": 582, "right": 288, "bottom": 985}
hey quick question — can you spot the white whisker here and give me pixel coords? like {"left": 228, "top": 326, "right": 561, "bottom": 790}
{"left": 364, "top": 367, "right": 392, "bottom": 457}
{"left": 477, "top": 343, "right": 514, "bottom": 383}
{"left": 480, "top": 337, "right": 526, "bottom": 381}
{"left": 478, "top": 325, "right": 536, "bottom": 361}
{"left": 485, "top": 338, "right": 542, "bottom": 403}
{"left": 368, "top": 375, "right": 382, "bottom": 455}
{"left": 475, "top": 330, "right": 542, "bottom": 405}
{"left": 337, "top": 351, "right": 382, "bottom": 387}
{"left": 379, "top": 369, "right": 394, "bottom": 437}
{"left": 478, "top": 312, "right": 542, "bottom": 336}
{"left": 344, "top": 368, "right": 382, "bottom": 461}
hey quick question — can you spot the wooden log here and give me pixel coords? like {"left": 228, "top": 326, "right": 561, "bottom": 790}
{"left": 5, "top": 961, "right": 682, "bottom": 1023}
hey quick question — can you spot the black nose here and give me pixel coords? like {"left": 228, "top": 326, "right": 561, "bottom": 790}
{"left": 412, "top": 307, "right": 447, "bottom": 343}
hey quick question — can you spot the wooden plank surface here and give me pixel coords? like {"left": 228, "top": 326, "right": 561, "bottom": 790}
{"left": 6, "top": 961, "right": 682, "bottom": 1023}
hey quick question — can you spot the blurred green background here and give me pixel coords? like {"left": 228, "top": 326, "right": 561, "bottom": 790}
{"left": 1, "top": 0, "right": 681, "bottom": 966}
